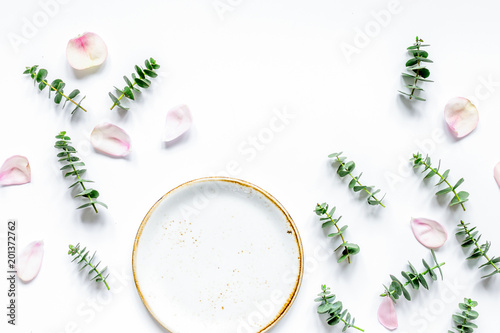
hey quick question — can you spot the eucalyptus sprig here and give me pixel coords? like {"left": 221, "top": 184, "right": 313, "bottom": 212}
{"left": 109, "top": 58, "right": 160, "bottom": 110}
{"left": 457, "top": 220, "right": 500, "bottom": 278}
{"left": 399, "top": 36, "right": 433, "bottom": 101}
{"left": 380, "top": 250, "right": 445, "bottom": 303}
{"left": 68, "top": 244, "right": 110, "bottom": 290}
{"left": 329, "top": 152, "right": 386, "bottom": 207}
{"left": 315, "top": 285, "right": 364, "bottom": 332}
{"left": 411, "top": 152, "right": 469, "bottom": 211}
{"left": 315, "top": 203, "right": 360, "bottom": 264}
{"left": 55, "top": 131, "right": 107, "bottom": 213}
{"left": 24, "top": 65, "right": 87, "bottom": 114}
{"left": 449, "top": 298, "right": 479, "bottom": 333}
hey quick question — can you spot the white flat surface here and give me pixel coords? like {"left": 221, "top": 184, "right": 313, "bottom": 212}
{"left": 134, "top": 178, "right": 301, "bottom": 332}
{"left": 1, "top": 0, "right": 500, "bottom": 332}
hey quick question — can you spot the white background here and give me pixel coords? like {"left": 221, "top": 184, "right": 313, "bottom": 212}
{"left": 1, "top": 0, "right": 500, "bottom": 332}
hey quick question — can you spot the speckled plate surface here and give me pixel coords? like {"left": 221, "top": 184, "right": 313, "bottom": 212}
{"left": 132, "top": 177, "right": 303, "bottom": 333}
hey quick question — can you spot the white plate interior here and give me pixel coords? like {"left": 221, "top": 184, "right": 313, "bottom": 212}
{"left": 133, "top": 178, "right": 303, "bottom": 333}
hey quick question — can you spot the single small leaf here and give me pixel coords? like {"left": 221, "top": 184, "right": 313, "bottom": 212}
{"left": 405, "top": 58, "right": 418, "bottom": 67}
{"left": 109, "top": 92, "right": 119, "bottom": 104}
{"left": 69, "top": 179, "right": 94, "bottom": 188}
{"left": 124, "top": 75, "right": 133, "bottom": 88}
{"left": 123, "top": 86, "right": 134, "bottom": 100}
{"left": 416, "top": 67, "right": 430, "bottom": 78}
{"left": 35, "top": 69, "right": 48, "bottom": 83}
{"left": 453, "top": 178, "right": 465, "bottom": 190}
{"left": 415, "top": 57, "right": 433, "bottom": 63}
{"left": 436, "top": 169, "right": 450, "bottom": 185}
{"left": 114, "top": 86, "right": 125, "bottom": 94}
{"left": 75, "top": 189, "right": 100, "bottom": 198}
{"left": 144, "top": 68, "right": 158, "bottom": 78}
{"left": 68, "top": 89, "right": 80, "bottom": 99}
{"left": 135, "top": 77, "right": 150, "bottom": 88}
{"left": 135, "top": 65, "right": 145, "bottom": 79}
{"left": 435, "top": 187, "right": 453, "bottom": 196}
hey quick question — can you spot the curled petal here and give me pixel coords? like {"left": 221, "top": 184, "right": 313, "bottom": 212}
{"left": 17, "top": 241, "right": 44, "bottom": 282}
{"left": 91, "top": 123, "right": 131, "bottom": 157}
{"left": 67, "top": 32, "right": 108, "bottom": 70}
{"left": 410, "top": 217, "right": 447, "bottom": 249}
{"left": 164, "top": 104, "right": 193, "bottom": 142}
{"left": 494, "top": 162, "right": 500, "bottom": 188}
{"left": 0, "top": 155, "right": 31, "bottom": 186}
{"left": 444, "top": 97, "right": 479, "bottom": 138}
{"left": 378, "top": 296, "right": 398, "bottom": 330}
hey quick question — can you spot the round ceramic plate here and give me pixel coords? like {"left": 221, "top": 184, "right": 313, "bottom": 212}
{"left": 133, "top": 177, "right": 303, "bottom": 333}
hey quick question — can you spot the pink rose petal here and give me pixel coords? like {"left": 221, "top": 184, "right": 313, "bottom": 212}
{"left": 164, "top": 104, "right": 193, "bottom": 142}
{"left": 91, "top": 123, "right": 131, "bottom": 157}
{"left": 410, "top": 217, "right": 447, "bottom": 249}
{"left": 17, "top": 241, "right": 44, "bottom": 282}
{"left": 378, "top": 296, "right": 398, "bottom": 330}
{"left": 444, "top": 97, "right": 479, "bottom": 138}
{"left": 0, "top": 155, "right": 31, "bottom": 186}
{"left": 494, "top": 162, "right": 500, "bottom": 188}
{"left": 67, "top": 32, "right": 108, "bottom": 70}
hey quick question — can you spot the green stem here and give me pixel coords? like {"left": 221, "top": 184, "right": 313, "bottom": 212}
{"left": 42, "top": 79, "right": 87, "bottom": 112}
{"left": 317, "top": 204, "right": 351, "bottom": 264}
{"left": 380, "top": 262, "right": 446, "bottom": 298}
{"left": 460, "top": 220, "right": 500, "bottom": 274}
{"left": 335, "top": 156, "right": 385, "bottom": 208}
{"left": 420, "top": 159, "right": 466, "bottom": 211}
{"left": 110, "top": 82, "right": 137, "bottom": 110}
{"left": 65, "top": 149, "right": 98, "bottom": 214}
{"left": 341, "top": 319, "right": 364, "bottom": 332}
{"left": 74, "top": 248, "right": 110, "bottom": 290}
{"left": 460, "top": 306, "right": 470, "bottom": 333}
{"left": 409, "top": 36, "right": 420, "bottom": 99}
{"left": 321, "top": 295, "right": 364, "bottom": 332}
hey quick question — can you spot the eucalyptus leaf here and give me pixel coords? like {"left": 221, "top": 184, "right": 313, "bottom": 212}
{"left": 109, "top": 58, "right": 160, "bottom": 110}
{"left": 25, "top": 66, "right": 87, "bottom": 113}
{"left": 316, "top": 285, "right": 363, "bottom": 331}
{"left": 400, "top": 37, "right": 432, "bottom": 101}
{"left": 449, "top": 298, "right": 479, "bottom": 333}
{"left": 315, "top": 203, "right": 360, "bottom": 264}
{"left": 382, "top": 251, "right": 445, "bottom": 304}
{"left": 55, "top": 131, "right": 107, "bottom": 213}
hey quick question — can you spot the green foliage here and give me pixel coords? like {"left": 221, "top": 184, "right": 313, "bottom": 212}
{"left": 68, "top": 244, "right": 110, "bottom": 290}
{"left": 448, "top": 298, "right": 479, "bottom": 333}
{"left": 54, "top": 131, "right": 107, "bottom": 213}
{"left": 457, "top": 220, "right": 500, "bottom": 278}
{"left": 24, "top": 65, "right": 87, "bottom": 114}
{"left": 380, "top": 250, "right": 445, "bottom": 303}
{"left": 315, "top": 203, "right": 360, "bottom": 264}
{"left": 329, "top": 152, "right": 385, "bottom": 207}
{"left": 109, "top": 58, "right": 160, "bottom": 110}
{"left": 398, "top": 36, "right": 433, "bottom": 101}
{"left": 315, "top": 285, "right": 364, "bottom": 332}
{"left": 411, "top": 152, "right": 468, "bottom": 211}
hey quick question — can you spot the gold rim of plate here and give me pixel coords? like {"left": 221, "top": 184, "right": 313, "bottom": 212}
{"left": 132, "top": 177, "right": 304, "bottom": 333}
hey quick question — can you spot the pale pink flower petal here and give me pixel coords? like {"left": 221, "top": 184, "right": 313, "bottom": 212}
{"left": 164, "top": 104, "right": 193, "bottom": 142}
{"left": 91, "top": 123, "right": 131, "bottom": 157}
{"left": 444, "top": 97, "right": 479, "bottom": 138}
{"left": 0, "top": 155, "right": 31, "bottom": 186}
{"left": 410, "top": 217, "right": 447, "bottom": 249}
{"left": 378, "top": 296, "right": 398, "bottom": 330}
{"left": 17, "top": 241, "right": 44, "bottom": 283}
{"left": 67, "top": 32, "right": 108, "bottom": 70}
{"left": 494, "top": 162, "right": 500, "bottom": 188}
